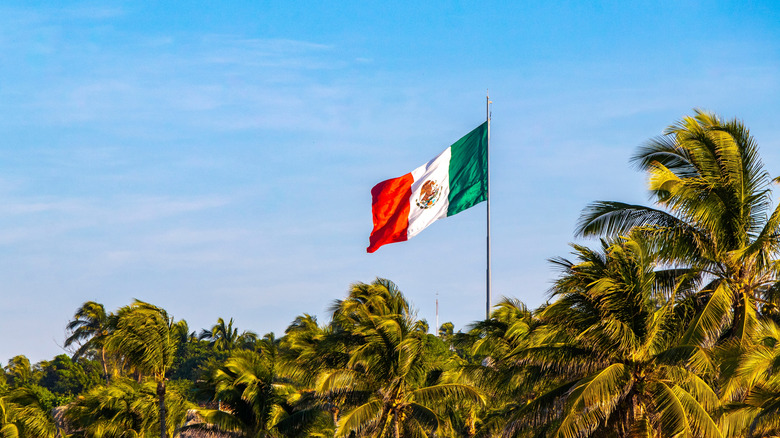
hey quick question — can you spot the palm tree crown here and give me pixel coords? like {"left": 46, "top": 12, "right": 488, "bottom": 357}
{"left": 577, "top": 110, "right": 780, "bottom": 348}
{"left": 65, "top": 301, "right": 114, "bottom": 383}
{"left": 503, "top": 238, "right": 721, "bottom": 438}
{"left": 322, "top": 279, "right": 483, "bottom": 438}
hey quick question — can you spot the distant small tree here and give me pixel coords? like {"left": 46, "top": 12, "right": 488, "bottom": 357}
{"left": 439, "top": 321, "right": 455, "bottom": 346}
{"left": 200, "top": 317, "right": 258, "bottom": 352}
{"left": 38, "top": 354, "right": 103, "bottom": 397}
{"left": 4, "top": 356, "right": 37, "bottom": 388}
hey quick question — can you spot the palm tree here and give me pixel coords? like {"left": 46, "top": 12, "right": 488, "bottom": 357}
{"left": 200, "top": 318, "right": 258, "bottom": 352}
{"left": 106, "top": 300, "right": 177, "bottom": 438}
{"left": 438, "top": 322, "right": 454, "bottom": 344}
{"left": 280, "top": 314, "right": 329, "bottom": 386}
{"left": 331, "top": 279, "right": 412, "bottom": 324}
{"left": 503, "top": 238, "right": 721, "bottom": 438}
{"left": 458, "top": 299, "right": 546, "bottom": 437}
{"left": 3, "top": 356, "right": 37, "bottom": 388}
{"left": 321, "top": 279, "right": 483, "bottom": 438}
{"left": 65, "top": 301, "right": 114, "bottom": 384}
{"left": 280, "top": 314, "right": 343, "bottom": 432}
{"left": 576, "top": 110, "right": 780, "bottom": 351}
{"left": 171, "top": 319, "right": 197, "bottom": 345}
{"left": 193, "top": 349, "right": 298, "bottom": 437}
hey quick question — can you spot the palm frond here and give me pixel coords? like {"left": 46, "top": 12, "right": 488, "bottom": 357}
{"left": 671, "top": 384, "right": 722, "bottom": 438}
{"left": 576, "top": 201, "right": 683, "bottom": 238}
{"left": 411, "top": 383, "right": 484, "bottom": 407}
{"left": 553, "top": 363, "right": 632, "bottom": 438}
{"left": 681, "top": 283, "right": 733, "bottom": 347}
{"left": 334, "top": 400, "right": 382, "bottom": 438}
{"left": 650, "top": 381, "right": 690, "bottom": 438}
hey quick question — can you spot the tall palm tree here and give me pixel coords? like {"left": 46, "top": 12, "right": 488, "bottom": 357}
{"left": 577, "top": 110, "right": 780, "bottom": 350}
{"left": 321, "top": 279, "right": 483, "bottom": 438}
{"left": 280, "top": 314, "right": 329, "bottom": 387}
{"left": 331, "top": 279, "right": 412, "bottom": 324}
{"left": 503, "top": 238, "right": 720, "bottom": 438}
{"left": 106, "top": 300, "right": 177, "bottom": 438}
{"left": 65, "top": 301, "right": 114, "bottom": 384}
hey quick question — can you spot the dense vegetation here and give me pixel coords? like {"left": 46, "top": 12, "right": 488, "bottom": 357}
{"left": 3, "top": 110, "right": 780, "bottom": 437}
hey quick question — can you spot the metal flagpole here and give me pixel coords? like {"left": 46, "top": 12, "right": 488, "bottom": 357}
{"left": 435, "top": 292, "right": 439, "bottom": 336}
{"left": 486, "top": 92, "right": 492, "bottom": 320}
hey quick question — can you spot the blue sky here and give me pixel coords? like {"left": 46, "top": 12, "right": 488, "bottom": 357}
{"left": 1, "top": 1, "right": 779, "bottom": 363}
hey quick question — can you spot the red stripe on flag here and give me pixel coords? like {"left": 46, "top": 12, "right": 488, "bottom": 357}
{"left": 367, "top": 173, "right": 414, "bottom": 253}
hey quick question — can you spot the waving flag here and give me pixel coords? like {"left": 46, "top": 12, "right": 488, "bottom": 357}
{"left": 367, "top": 122, "right": 488, "bottom": 253}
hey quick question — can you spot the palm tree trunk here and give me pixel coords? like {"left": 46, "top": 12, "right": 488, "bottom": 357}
{"left": 100, "top": 346, "right": 110, "bottom": 384}
{"left": 466, "top": 411, "right": 476, "bottom": 438}
{"left": 331, "top": 405, "right": 339, "bottom": 436}
{"left": 727, "top": 289, "right": 752, "bottom": 345}
{"left": 393, "top": 414, "right": 400, "bottom": 438}
{"left": 157, "top": 380, "right": 167, "bottom": 438}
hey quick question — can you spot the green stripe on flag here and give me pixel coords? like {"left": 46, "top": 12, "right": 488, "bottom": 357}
{"left": 447, "top": 121, "right": 488, "bottom": 216}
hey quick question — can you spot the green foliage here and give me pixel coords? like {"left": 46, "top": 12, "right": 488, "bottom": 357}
{"left": 169, "top": 338, "right": 227, "bottom": 384}
{"left": 23, "top": 385, "right": 62, "bottom": 415}
{"left": 485, "top": 239, "right": 722, "bottom": 438}
{"left": 37, "top": 355, "right": 103, "bottom": 397}
{"left": 192, "top": 349, "right": 302, "bottom": 437}
{"left": 421, "top": 334, "right": 455, "bottom": 373}
{"left": 438, "top": 322, "right": 455, "bottom": 346}
{"left": 105, "top": 300, "right": 185, "bottom": 438}
{"left": 166, "top": 379, "right": 195, "bottom": 403}
{"left": 108, "top": 300, "right": 177, "bottom": 382}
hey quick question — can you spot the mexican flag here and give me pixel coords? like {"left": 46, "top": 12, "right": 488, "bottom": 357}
{"left": 367, "top": 122, "right": 488, "bottom": 253}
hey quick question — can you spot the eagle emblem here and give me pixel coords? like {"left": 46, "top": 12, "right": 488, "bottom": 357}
{"left": 415, "top": 180, "right": 441, "bottom": 209}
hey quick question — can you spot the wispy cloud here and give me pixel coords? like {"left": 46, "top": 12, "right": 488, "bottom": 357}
{"left": 1, "top": 25, "right": 361, "bottom": 134}
{"left": 0, "top": 194, "right": 232, "bottom": 234}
